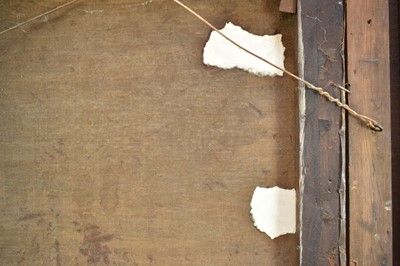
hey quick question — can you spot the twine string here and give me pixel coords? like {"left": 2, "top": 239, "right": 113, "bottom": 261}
{"left": 174, "top": 0, "right": 383, "bottom": 132}
{"left": 0, "top": 0, "right": 383, "bottom": 131}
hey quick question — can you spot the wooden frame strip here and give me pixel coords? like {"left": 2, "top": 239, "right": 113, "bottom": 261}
{"left": 347, "top": 0, "right": 392, "bottom": 264}
{"left": 298, "top": 0, "right": 344, "bottom": 264}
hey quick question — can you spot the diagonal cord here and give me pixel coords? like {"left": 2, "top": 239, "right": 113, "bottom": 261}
{"left": 0, "top": 0, "right": 80, "bottom": 36}
{"left": 174, "top": 0, "right": 383, "bottom": 132}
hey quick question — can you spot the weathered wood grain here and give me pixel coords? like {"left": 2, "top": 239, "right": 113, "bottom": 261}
{"left": 0, "top": 1, "right": 299, "bottom": 265}
{"left": 298, "top": 0, "right": 344, "bottom": 265}
{"left": 347, "top": 0, "right": 392, "bottom": 264}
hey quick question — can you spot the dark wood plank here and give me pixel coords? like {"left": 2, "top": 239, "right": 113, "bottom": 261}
{"left": 389, "top": 0, "right": 400, "bottom": 263}
{"left": 0, "top": 0, "right": 299, "bottom": 265}
{"left": 298, "top": 0, "right": 344, "bottom": 265}
{"left": 347, "top": 0, "right": 392, "bottom": 264}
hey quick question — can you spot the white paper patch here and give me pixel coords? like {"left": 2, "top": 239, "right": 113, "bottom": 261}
{"left": 203, "top": 22, "right": 286, "bottom": 77}
{"left": 250, "top": 186, "right": 296, "bottom": 239}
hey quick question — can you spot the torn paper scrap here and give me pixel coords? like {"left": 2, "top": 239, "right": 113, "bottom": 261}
{"left": 203, "top": 22, "right": 286, "bottom": 77}
{"left": 250, "top": 186, "right": 296, "bottom": 239}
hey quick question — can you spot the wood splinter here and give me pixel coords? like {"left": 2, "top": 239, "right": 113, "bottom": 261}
{"left": 279, "top": 0, "right": 297, "bottom": 14}
{"left": 174, "top": 0, "right": 383, "bottom": 132}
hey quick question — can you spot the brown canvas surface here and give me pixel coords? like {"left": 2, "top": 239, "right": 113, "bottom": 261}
{"left": 0, "top": 1, "right": 298, "bottom": 265}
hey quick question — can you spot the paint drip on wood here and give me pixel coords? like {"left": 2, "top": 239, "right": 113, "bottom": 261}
{"left": 203, "top": 22, "right": 286, "bottom": 77}
{"left": 250, "top": 186, "right": 296, "bottom": 239}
